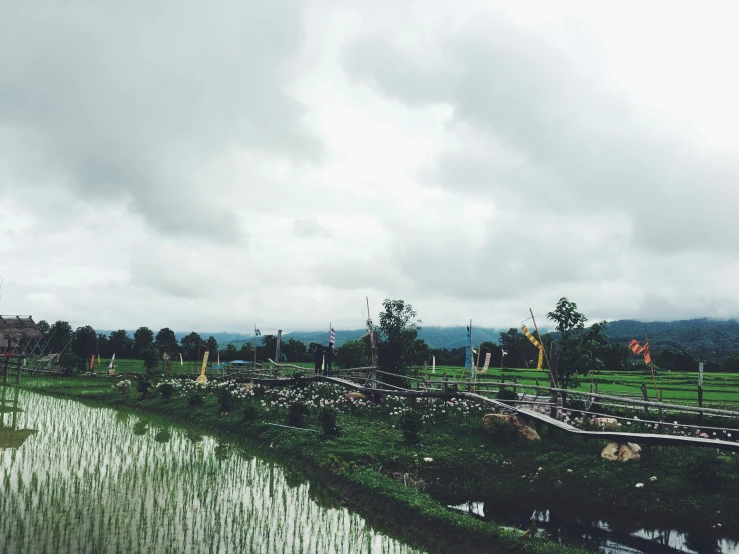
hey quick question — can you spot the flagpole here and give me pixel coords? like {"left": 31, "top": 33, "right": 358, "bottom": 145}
{"left": 646, "top": 331, "right": 659, "bottom": 400}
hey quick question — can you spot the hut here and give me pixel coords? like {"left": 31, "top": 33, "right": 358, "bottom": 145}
{"left": 0, "top": 316, "right": 42, "bottom": 353}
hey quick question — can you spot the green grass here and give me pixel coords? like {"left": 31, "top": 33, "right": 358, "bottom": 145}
{"left": 426, "top": 365, "right": 739, "bottom": 406}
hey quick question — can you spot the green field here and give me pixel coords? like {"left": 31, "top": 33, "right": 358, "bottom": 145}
{"left": 420, "top": 365, "right": 739, "bottom": 406}
{"left": 65, "top": 358, "right": 739, "bottom": 407}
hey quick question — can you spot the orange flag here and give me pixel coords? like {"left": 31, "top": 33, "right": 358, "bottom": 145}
{"left": 89, "top": 354, "right": 95, "bottom": 370}
{"left": 628, "top": 339, "right": 651, "bottom": 365}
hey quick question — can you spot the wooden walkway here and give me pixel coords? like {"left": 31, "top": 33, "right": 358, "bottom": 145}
{"left": 242, "top": 371, "right": 739, "bottom": 453}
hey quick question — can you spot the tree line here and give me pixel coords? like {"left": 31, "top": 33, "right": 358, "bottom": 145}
{"left": 31, "top": 297, "right": 739, "bottom": 376}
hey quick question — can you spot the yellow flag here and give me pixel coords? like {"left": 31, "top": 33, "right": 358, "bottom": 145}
{"left": 196, "top": 351, "right": 209, "bottom": 383}
{"left": 522, "top": 325, "right": 545, "bottom": 370}
{"left": 97, "top": 354, "right": 101, "bottom": 365}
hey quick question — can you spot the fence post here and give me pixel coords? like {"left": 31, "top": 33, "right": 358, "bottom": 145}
{"left": 371, "top": 369, "right": 377, "bottom": 390}
{"left": 641, "top": 383, "right": 649, "bottom": 415}
{"left": 443, "top": 373, "right": 448, "bottom": 393}
{"left": 15, "top": 357, "right": 21, "bottom": 385}
{"left": 658, "top": 390, "right": 664, "bottom": 433}
{"left": 2, "top": 357, "right": 8, "bottom": 385}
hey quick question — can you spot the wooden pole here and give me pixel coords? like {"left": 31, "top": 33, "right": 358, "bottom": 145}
{"left": 2, "top": 357, "right": 7, "bottom": 385}
{"left": 475, "top": 342, "right": 482, "bottom": 393}
{"left": 424, "top": 361, "right": 428, "bottom": 392}
{"left": 254, "top": 325, "right": 258, "bottom": 372}
{"left": 530, "top": 308, "right": 557, "bottom": 418}
{"left": 15, "top": 357, "right": 21, "bottom": 385}
{"left": 646, "top": 332, "right": 659, "bottom": 400}
{"left": 698, "top": 362, "right": 704, "bottom": 428}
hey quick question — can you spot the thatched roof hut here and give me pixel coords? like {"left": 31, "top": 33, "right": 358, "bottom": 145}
{"left": 0, "top": 316, "right": 42, "bottom": 349}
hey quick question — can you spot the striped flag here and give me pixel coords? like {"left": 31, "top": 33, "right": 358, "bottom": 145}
{"left": 108, "top": 353, "right": 115, "bottom": 370}
{"left": 329, "top": 327, "right": 336, "bottom": 345}
{"left": 481, "top": 352, "right": 492, "bottom": 373}
{"left": 522, "top": 325, "right": 545, "bottom": 370}
{"left": 629, "top": 339, "right": 651, "bottom": 365}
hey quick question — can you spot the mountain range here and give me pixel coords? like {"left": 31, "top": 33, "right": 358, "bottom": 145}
{"left": 100, "top": 318, "right": 739, "bottom": 355}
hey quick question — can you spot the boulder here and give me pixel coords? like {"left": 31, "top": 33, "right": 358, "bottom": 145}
{"left": 483, "top": 414, "right": 541, "bottom": 441}
{"left": 592, "top": 417, "right": 618, "bottom": 428}
{"left": 601, "top": 441, "right": 641, "bottom": 462}
{"left": 346, "top": 392, "right": 367, "bottom": 401}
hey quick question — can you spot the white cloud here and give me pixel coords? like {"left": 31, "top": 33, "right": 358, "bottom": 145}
{"left": 2, "top": 0, "right": 739, "bottom": 333}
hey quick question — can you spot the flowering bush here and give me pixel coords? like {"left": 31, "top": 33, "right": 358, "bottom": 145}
{"left": 114, "top": 380, "right": 131, "bottom": 396}
{"left": 288, "top": 402, "right": 309, "bottom": 428}
{"left": 318, "top": 405, "right": 339, "bottom": 436}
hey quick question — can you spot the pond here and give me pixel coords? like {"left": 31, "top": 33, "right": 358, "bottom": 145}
{"left": 0, "top": 388, "right": 422, "bottom": 554}
{"left": 447, "top": 500, "right": 739, "bottom": 554}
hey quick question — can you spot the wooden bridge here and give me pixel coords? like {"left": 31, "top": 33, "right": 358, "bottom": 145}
{"left": 240, "top": 361, "right": 739, "bottom": 453}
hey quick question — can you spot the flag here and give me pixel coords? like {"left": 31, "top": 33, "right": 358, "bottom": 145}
{"left": 255, "top": 328, "right": 262, "bottom": 337}
{"left": 197, "top": 351, "right": 209, "bottom": 383}
{"left": 628, "top": 339, "right": 651, "bottom": 365}
{"left": 97, "top": 354, "right": 101, "bottom": 365}
{"left": 217, "top": 352, "right": 220, "bottom": 365}
{"left": 108, "top": 353, "right": 116, "bottom": 370}
{"left": 432, "top": 355, "right": 436, "bottom": 374}
{"left": 464, "top": 326, "right": 471, "bottom": 369}
{"left": 329, "top": 327, "right": 336, "bottom": 345}
{"left": 179, "top": 353, "right": 183, "bottom": 366}
{"left": 370, "top": 330, "right": 376, "bottom": 348}
{"left": 90, "top": 354, "right": 95, "bottom": 371}
{"left": 522, "top": 325, "right": 545, "bottom": 370}
{"left": 481, "top": 352, "right": 492, "bottom": 373}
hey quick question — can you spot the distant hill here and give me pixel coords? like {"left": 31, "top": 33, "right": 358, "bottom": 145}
{"left": 99, "top": 318, "right": 739, "bottom": 357}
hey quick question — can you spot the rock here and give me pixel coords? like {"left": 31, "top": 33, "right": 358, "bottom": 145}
{"left": 346, "top": 392, "right": 367, "bottom": 401}
{"left": 483, "top": 414, "right": 541, "bottom": 441}
{"left": 601, "top": 441, "right": 641, "bottom": 462}
{"left": 592, "top": 417, "right": 618, "bottom": 428}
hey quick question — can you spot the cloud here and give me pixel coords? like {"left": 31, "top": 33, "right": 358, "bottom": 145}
{"left": 342, "top": 10, "right": 739, "bottom": 254}
{"left": 0, "top": 0, "right": 321, "bottom": 240}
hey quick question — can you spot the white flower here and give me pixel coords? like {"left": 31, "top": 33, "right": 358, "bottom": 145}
{"left": 567, "top": 469, "right": 573, "bottom": 473}
{"left": 423, "top": 457, "right": 433, "bottom": 463}
{"left": 635, "top": 483, "right": 644, "bottom": 488}
{"left": 649, "top": 476, "right": 657, "bottom": 481}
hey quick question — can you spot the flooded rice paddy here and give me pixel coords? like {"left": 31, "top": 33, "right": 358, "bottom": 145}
{"left": 0, "top": 388, "right": 422, "bottom": 553}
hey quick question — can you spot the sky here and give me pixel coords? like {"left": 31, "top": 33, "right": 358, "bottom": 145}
{"left": 2, "top": 0, "right": 739, "bottom": 333}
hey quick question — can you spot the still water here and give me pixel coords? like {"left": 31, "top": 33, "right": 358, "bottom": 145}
{"left": 0, "top": 388, "right": 422, "bottom": 554}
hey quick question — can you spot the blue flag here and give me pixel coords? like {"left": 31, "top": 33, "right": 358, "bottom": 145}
{"left": 464, "top": 326, "right": 471, "bottom": 370}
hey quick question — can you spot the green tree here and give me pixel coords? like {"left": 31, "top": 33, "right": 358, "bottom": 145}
{"left": 335, "top": 337, "right": 371, "bottom": 369}
{"left": 155, "top": 328, "right": 178, "bottom": 356}
{"left": 109, "top": 330, "right": 133, "bottom": 359}
{"left": 48, "top": 321, "right": 73, "bottom": 355}
{"left": 141, "top": 347, "right": 160, "bottom": 378}
{"left": 282, "top": 338, "right": 307, "bottom": 362}
{"left": 546, "top": 298, "right": 608, "bottom": 405}
{"left": 97, "top": 333, "right": 112, "bottom": 358}
{"left": 238, "top": 342, "right": 253, "bottom": 360}
{"left": 71, "top": 325, "right": 97, "bottom": 359}
{"left": 36, "top": 320, "right": 51, "bottom": 343}
{"left": 223, "top": 343, "right": 238, "bottom": 361}
{"left": 376, "top": 299, "right": 429, "bottom": 379}
{"left": 181, "top": 332, "right": 204, "bottom": 361}
{"left": 258, "top": 335, "right": 277, "bottom": 361}
{"left": 133, "top": 327, "right": 154, "bottom": 358}
{"left": 205, "top": 336, "right": 218, "bottom": 357}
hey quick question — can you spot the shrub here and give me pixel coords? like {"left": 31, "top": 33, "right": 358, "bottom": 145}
{"left": 486, "top": 416, "right": 515, "bottom": 443}
{"left": 288, "top": 402, "right": 310, "bottom": 428}
{"left": 218, "top": 388, "right": 234, "bottom": 413}
{"left": 685, "top": 453, "right": 722, "bottom": 489}
{"left": 496, "top": 387, "right": 517, "bottom": 402}
{"left": 398, "top": 410, "right": 423, "bottom": 442}
{"left": 242, "top": 404, "right": 259, "bottom": 421}
{"left": 137, "top": 378, "right": 151, "bottom": 397}
{"left": 318, "top": 405, "right": 339, "bottom": 436}
{"left": 567, "top": 398, "right": 587, "bottom": 412}
{"left": 114, "top": 380, "right": 132, "bottom": 396}
{"left": 158, "top": 383, "right": 175, "bottom": 401}
{"left": 188, "top": 391, "right": 205, "bottom": 407}
{"left": 141, "top": 347, "right": 161, "bottom": 379}
{"left": 58, "top": 353, "right": 84, "bottom": 375}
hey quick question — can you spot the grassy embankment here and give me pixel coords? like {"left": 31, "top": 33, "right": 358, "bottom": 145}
{"left": 17, "top": 373, "right": 739, "bottom": 553}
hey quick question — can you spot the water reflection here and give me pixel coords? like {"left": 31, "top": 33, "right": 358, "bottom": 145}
{"left": 0, "top": 386, "right": 37, "bottom": 450}
{"left": 1, "top": 389, "right": 422, "bottom": 554}
{"left": 449, "top": 501, "right": 739, "bottom": 554}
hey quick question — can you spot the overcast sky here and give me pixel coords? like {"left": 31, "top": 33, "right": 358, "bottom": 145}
{"left": 2, "top": 0, "right": 739, "bottom": 333}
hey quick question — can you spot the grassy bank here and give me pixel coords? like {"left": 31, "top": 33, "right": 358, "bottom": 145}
{"left": 17, "top": 375, "right": 739, "bottom": 553}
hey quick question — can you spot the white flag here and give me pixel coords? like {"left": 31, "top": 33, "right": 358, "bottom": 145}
{"left": 179, "top": 353, "right": 183, "bottom": 366}
{"left": 108, "top": 353, "right": 116, "bottom": 369}
{"left": 432, "top": 355, "right": 436, "bottom": 374}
